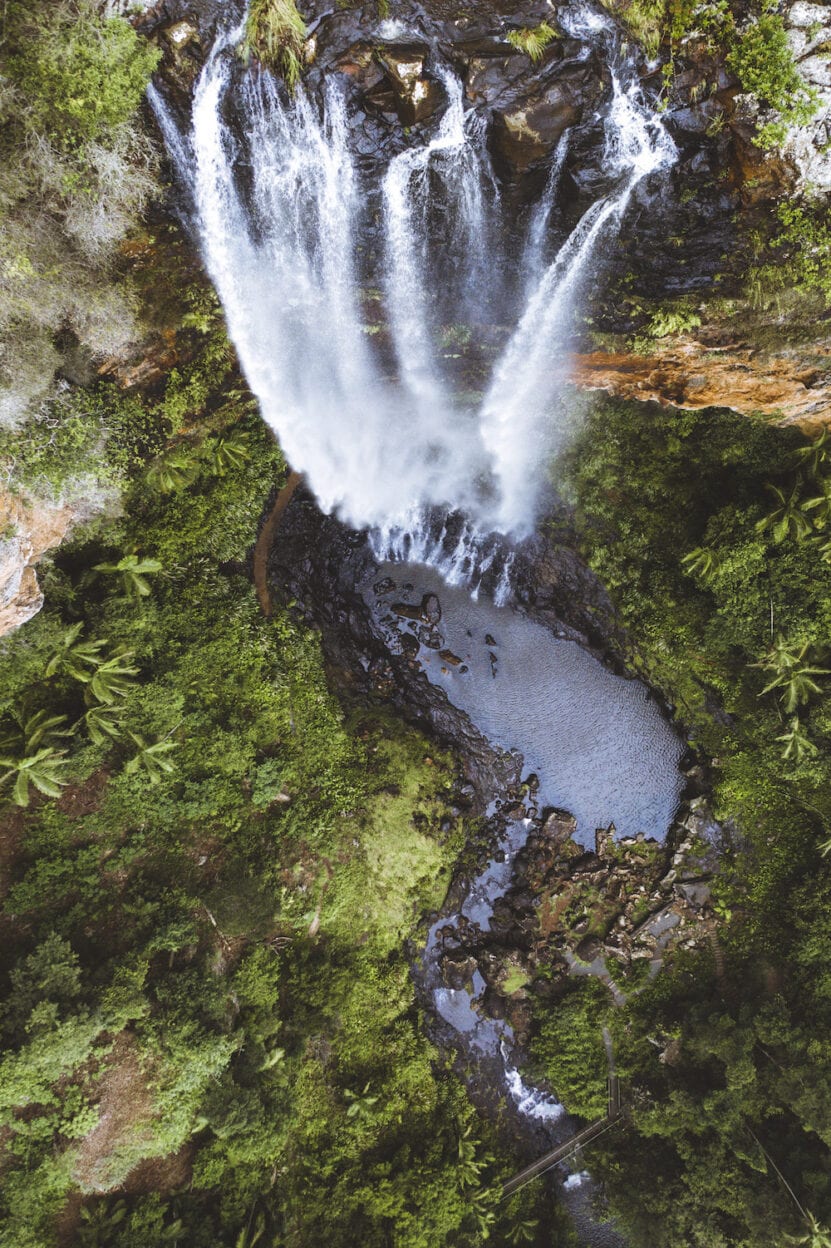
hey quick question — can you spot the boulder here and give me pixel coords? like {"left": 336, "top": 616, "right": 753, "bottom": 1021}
{"left": 373, "top": 45, "right": 444, "bottom": 125}
{"left": 541, "top": 808, "right": 578, "bottom": 844}
{"left": 421, "top": 592, "right": 442, "bottom": 624}
{"left": 491, "top": 80, "right": 578, "bottom": 174}
{"left": 465, "top": 52, "right": 539, "bottom": 107}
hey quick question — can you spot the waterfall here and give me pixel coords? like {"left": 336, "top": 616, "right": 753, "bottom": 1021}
{"left": 480, "top": 71, "right": 676, "bottom": 533}
{"left": 523, "top": 128, "right": 571, "bottom": 285}
{"left": 381, "top": 71, "right": 492, "bottom": 413}
{"left": 149, "top": 5, "right": 675, "bottom": 584}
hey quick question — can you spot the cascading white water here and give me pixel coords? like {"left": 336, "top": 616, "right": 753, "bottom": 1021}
{"left": 523, "top": 128, "right": 571, "bottom": 288}
{"left": 480, "top": 70, "right": 676, "bottom": 532}
{"left": 149, "top": 4, "right": 676, "bottom": 574}
{"left": 382, "top": 71, "right": 493, "bottom": 415}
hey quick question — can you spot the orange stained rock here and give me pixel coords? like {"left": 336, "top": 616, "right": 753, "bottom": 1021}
{"left": 570, "top": 337, "right": 831, "bottom": 431}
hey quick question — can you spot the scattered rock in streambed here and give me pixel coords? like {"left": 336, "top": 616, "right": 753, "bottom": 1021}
{"left": 441, "top": 953, "right": 479, "bottom": 989}
{"left": 440, "top": 795, "right": 724, "bottom": 1011}
{"left": 421, "top": 592, "right": 442, "bottom": 625}
{"left": 400, "top": 632, "right": 420, "bottom": 656}
{"left": 391, "top": 600, "right": 422, "bottom": 621}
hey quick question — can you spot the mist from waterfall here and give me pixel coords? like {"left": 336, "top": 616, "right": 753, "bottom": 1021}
{"left": 149, "top": 4, "right": 675, "bottom": 576}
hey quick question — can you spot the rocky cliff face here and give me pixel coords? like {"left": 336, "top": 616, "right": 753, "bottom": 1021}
{"left": 570, "top": 334, "right": 831, "bottom": 430}
{"left": 767, "top": 2, "right": 831, "bottom": 193}
{"left": 142, "top": 0, "right": 831, "bottom": 428}
{"left": 0, "top": 493, "right": 76, "bottom": 635}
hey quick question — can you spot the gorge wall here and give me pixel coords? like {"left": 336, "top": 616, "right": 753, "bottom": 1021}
{"left": 3, "top": 0, "right": 831, "bottom": 629}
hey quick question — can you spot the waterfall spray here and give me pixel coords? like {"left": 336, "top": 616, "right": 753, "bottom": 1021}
{"left": 149, "top": 4, "right": 676, "bottom": 587}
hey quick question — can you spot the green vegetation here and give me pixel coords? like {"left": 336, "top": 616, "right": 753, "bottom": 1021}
{"left": 3, "top": 2, "right": 831, "bottom": 1244}
{"left": 599, "top": 0, "right": 815, "bottom": 149}
{"left": 726, "top": 14, "right": 818, "bottom": 148}
{"left": 0, "top": 0, "right": 160, "bottom": 427}
{"left": 506, "top": 23, "right": 560, "bottom": 64}
{"left": 747, "top": 198, "right": 831, "bottom": 314}
{"left": 632, "top": 302, "right": 702, "bottom": 352}
{"left": 0, "top": 400, "right": 486, "bottom": 1243}
{"left": 643, "top": 306, "right": 702, "bottom": 340}
{"left": 0, "top": 264, "right": 565, "bottom": 1244}
{"left": 528, "top": 981, "right": 612, "bottom": 1120}
{"left": 239, "top": 0, "right": 309, "bottom": 90}
{"left": 532, "top": 395, "right": 831, "bottom": 1246}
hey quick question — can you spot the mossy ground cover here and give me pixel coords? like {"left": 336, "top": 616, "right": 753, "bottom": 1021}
{"left": 0, "top": 294, "right": 564, "bottom": 1245}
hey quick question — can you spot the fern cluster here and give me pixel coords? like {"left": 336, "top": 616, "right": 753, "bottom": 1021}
{"left": 506, "top": 22, "right": 559, "bottom": 64}
{"left": 240, "top": 0, "right": 308, "bottom": 91}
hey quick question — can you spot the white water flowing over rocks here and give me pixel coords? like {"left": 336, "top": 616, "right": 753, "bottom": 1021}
{"left": 149, "top": 3, "right": 676, "bottom": 575}
{"left": 151, "top": 17, "right": 678, "bottom": 1229}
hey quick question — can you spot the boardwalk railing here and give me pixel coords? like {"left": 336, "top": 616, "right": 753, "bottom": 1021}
{"left": 501, "top": 1077, "right": 623, "bottom": 1201}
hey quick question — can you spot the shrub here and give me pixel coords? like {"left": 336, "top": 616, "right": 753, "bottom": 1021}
{"left": 7, "top": 1, "right": 159, "bottom": 150}
{"left": 727, "top": 14, "right": 818, "bottom": 147}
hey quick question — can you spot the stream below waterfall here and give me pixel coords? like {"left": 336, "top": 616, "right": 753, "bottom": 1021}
{"left": 149, "top": 1, "right": 684, "bottom": 1237}
{"left": 361, "top": 559, "right": 683, "bottom": 1243}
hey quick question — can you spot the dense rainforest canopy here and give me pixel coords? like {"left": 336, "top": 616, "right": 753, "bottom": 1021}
{"left": 1, "top": 1, "right": 831, "bottom": 1247}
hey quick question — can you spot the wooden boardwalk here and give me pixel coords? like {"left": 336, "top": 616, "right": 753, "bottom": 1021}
{"left": 501, "top": 1076, "right": 623, "bottom": 1200}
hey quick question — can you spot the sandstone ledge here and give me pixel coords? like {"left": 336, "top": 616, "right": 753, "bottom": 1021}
{"left": 571, "top": 337, "right": 831, "bottom": 430}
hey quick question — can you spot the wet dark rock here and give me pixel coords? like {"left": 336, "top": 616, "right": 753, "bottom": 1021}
{"left": 439, "top": 648, "right": 462, "bottom": 666}
{"left": 509, "top": 534, "right": 626, "bottom": 667}
{"left": 376, "top": 45, "right": 445, "bottom": 125}
{"left": 574, "top": 935, "right": 602, "bottom": 962}
{"left": 441, "top": 953, "right": 479, "bottom": 988}
{"left": 373, "top": 576, "right": 396, "bottom": 595}
{"left": 156, "top": 0, "right": 809, "bottom": 338}
{"left": 164, "top": 18, "right": 199, "bottom": 51}
{"left": 465, "top": 51, "right": 539, "bottom": 107}
{"left": 665, "top": 98, "right": 725, "bottom": 139}
{"left": 676, "top": 880, "right": 711, "bottom": 910}
{"left": 541, "top": 808, "right": 578, "bottom": 843}
{"left": 491, "top": 58, "right": 608, "bottom": 178}
{"left": 400, "top": 632, "right": 420, "bottom": 656}
{"left": 421, "top": 592, "right": 442, "bottom": 625}
{"left": 266, "top": 486, "right": 520, "bottom": 804}
{"left": 392, "top": 600, "right": 423, "bottom": 621}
